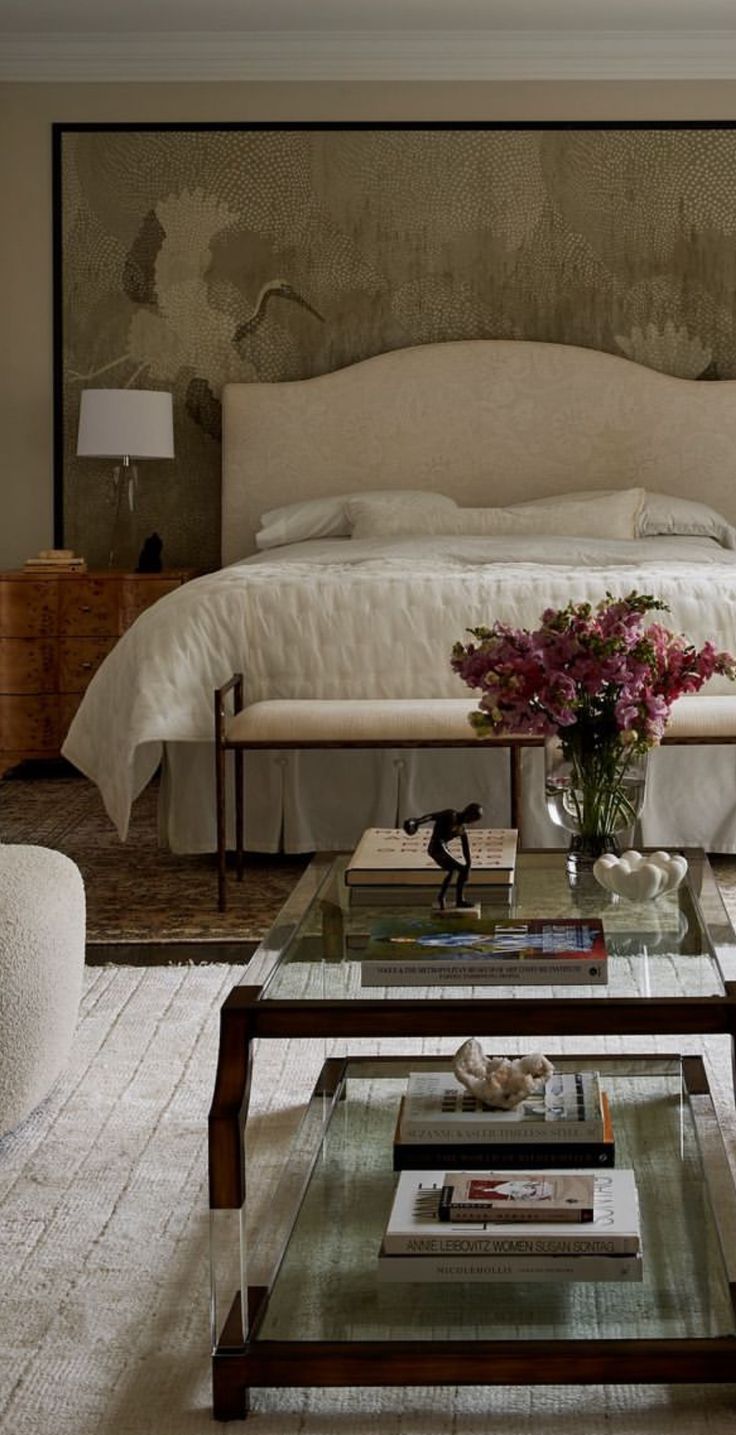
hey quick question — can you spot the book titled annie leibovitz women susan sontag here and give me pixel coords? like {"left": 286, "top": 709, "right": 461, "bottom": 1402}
{"left": 383, "top": 1169, "right": 640, "bottom": 1256}
{"left": 377, "top": 1167, "right": 642, "bottom": 1282}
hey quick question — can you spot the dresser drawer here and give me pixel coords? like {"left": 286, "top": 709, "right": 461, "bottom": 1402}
{"left": 120, "top": 577, "right": 182, "bottom": 629}
{"left": 0, "top": 579, "right": 57, "bottom": 637}
{"left": 59, "top": 691, "right": 83, "bottom": 739}
{"left": 0, "top": 695, "right": 59, "bottom": 752}
{"left": 0, "top": 638, "right": 56, "bottom": 693}
{"left": 0, "top": 568, "right": 195, "bottom": 768}
{"left": 59, "top": 578, "right": 120, "bottom": 636}
{"left": 59, "top": 637, "right": 116, "bottom": 693}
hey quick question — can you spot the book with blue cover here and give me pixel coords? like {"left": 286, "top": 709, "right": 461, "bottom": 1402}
{"left": 360, "top": 915, "right": 608, "bottom": 986}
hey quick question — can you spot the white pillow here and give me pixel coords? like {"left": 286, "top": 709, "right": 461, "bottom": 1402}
{"left": 637, "top": 491, "right": 736, "bottom": 550}
{"left": 519, "top": 487, "right": 736, "bottom": 550}
{"left": 255, "top": 490, "right": 457, "bottom": 550}
{"left": 349, "top": 489, "right": 645, "bottom": 541}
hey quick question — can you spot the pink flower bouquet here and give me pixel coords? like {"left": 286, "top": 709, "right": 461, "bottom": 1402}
{"left": 451, "top": 592, "right": 736, "bottom": 855}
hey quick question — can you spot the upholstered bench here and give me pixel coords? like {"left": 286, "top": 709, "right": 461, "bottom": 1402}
{"left": 213, "top": 677, "right": 736, "bottom": 909}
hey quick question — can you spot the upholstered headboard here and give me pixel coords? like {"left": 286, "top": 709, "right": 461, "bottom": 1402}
{"left": 221, "top": 339, "right": 736, "bottom": 563}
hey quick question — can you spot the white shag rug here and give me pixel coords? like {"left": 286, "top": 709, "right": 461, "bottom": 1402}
{"left": 2, "top": 963, "right": 736, "bottom": 1434}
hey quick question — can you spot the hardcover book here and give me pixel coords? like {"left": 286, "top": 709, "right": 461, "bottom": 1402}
{"left": 439, "top": 1171, "right": 596, "bottom": 1223}
{"left": 347, "top": 883, "right": 514, "bottom": 908}
{"left": 376, "top": 1249, "right": 643, "bottom": 1283}
{"left": 392, "top": 1094, "right": 616, "bottom": 1171}
{"left": 399, "top": 1070, "right": 605, "bottom": 1144}
{"left": 345, "top": 827, "right": 518, "bottom": 886}
{"left": 383, "top": 1169, "right": 640, "bottom": 1255}
{"left": 361, "top": 916, "right": 608, "bottom": 986}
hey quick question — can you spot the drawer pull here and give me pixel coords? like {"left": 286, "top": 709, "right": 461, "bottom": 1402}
{"left": 81, "top": 661, "right": 94, "bottom": 670}
{"left": 80, "top": 604, "right": 92, "bottom": 614}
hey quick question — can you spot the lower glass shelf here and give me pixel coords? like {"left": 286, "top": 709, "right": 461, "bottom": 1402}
{"left": 248, "top": 1055, "right": 736, "bottom": 1347}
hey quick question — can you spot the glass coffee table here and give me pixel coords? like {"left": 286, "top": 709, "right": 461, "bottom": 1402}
{"left": 208, "top": 849, "right": 736, "bottom": 1420}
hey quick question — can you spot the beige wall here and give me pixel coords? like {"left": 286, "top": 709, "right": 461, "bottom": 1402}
{"left": 2, "top": 78, "right": 736, "bottom": 571}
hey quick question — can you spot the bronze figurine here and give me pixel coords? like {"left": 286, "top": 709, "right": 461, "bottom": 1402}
{"left": 403, "top": 802, "right": 483, "bottom": 910}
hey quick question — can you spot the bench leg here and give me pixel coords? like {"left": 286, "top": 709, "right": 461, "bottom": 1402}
{"left": 235, "top": 748, "right": 244, "bottom": 882}
{"left": 216, "top": 740, "right": 228, "bottom": 912}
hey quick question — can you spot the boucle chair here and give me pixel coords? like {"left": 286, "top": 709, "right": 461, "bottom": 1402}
{"left": 0, "top": 845, "right": 85, "bottom": 1137}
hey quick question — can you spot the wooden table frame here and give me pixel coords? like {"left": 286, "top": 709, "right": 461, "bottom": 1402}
{"left": 209, "top": 1050, "right": 736, "bottom": 1421}
{"left": 207, "top": 850, "right": 736, "bottom": 1418}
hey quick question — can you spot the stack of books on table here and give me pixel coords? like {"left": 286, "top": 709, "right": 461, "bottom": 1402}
{"left": 24, "top": 549, "right": 87, "bottom": 572}
{"left": 377, "top": 1167, "right": 642, "bottom": 1283}
{"left": 393, "top": 1069, "right": 615, "bottom": 1170}
{"left": 345, "top": 827, "right": 518, "bottom": 906}
{"left": 360, "top": 914, "right": 608, "bottom": 986}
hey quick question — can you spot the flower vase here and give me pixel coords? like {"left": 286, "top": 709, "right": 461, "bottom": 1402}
{"left": 544, "top": 735, "right": 649, "bottom": 874}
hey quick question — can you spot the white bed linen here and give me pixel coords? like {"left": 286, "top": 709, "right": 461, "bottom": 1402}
{"left": 62, "top": 534, "right": 736, "bottom": 852}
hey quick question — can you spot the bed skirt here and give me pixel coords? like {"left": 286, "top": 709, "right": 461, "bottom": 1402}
{"left": 157, "top": 743, "right": 736, "bottom": 854}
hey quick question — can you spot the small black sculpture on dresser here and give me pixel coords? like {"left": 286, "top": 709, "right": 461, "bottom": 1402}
{"left": 403, "top": 802, "right": 483, "bottom": 911}
{"left": 136, "top": 532, "right": 163, "bottom": 573}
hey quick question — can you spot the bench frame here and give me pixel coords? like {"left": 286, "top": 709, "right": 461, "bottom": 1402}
{"left": 214, "top": 677, "right": 538, "bottom": 911}
{"left": 214, "top": 675, "right": 736, "bottom": 911}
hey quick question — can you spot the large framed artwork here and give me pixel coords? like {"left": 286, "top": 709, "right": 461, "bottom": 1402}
{"left": 53, "top": 122, "right": 736, "bottom": 570}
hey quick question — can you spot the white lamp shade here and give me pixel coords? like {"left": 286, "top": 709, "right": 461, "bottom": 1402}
{"left": 76, "top": 389, "right": 174, "bottom": 460}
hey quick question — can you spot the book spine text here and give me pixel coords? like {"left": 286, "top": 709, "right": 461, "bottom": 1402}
{"left": 377, "top": 1253, "right": 642, "bottom": 1283}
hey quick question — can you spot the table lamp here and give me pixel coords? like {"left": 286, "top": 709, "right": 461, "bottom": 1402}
{"left": 76, "top": 389, "right": 175, "bottom": 567}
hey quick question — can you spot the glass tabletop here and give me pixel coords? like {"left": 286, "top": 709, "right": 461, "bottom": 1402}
{"left": 253, "top": 1055, "right": 736, "bottom": 1345}
{"left": 256, "top": 849, "right": 736, "bottom": 1003}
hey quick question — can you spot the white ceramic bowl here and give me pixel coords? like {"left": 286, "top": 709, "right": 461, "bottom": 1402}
{"left": 592, "top": 849, "right": 688, "bottom": 901}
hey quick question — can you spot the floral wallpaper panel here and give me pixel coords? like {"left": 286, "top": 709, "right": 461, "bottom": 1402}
{"left": 57, "top": 126, "right": 736, "bottom": 569}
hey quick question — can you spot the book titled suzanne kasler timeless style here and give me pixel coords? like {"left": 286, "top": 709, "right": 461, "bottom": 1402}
{"left": 345, "top": 827, "right": 518, "bottom": 886}
{"left": 392, "top": 1071, "right": 615, "bottom": 1170}
{"left": 399, "top": 1071, "right": 606, "bottom": 1144}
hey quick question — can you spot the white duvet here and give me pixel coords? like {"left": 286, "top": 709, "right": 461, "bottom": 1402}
{"left": 62, "top": 534, "right": 736, "bottom": 842}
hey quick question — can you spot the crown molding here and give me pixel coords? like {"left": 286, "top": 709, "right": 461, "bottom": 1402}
{"left": 4, "top": 29, "right": 736, "bottom": 82}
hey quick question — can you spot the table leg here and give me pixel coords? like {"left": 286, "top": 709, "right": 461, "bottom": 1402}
{"left": 212, "top": 1360, "right": 250, "bottom": 1422}
{"left": 208, "top": 999, "right": 256, "bottom": 1211}
{"left": 235, "top": 748, "right": 244, "bottom": 882}
{"left": 510, "top": 744, "right": 524, "bottom": 848}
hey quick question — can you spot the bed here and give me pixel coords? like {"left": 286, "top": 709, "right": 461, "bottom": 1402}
{"left": 62, "top": 338, "right": 736, "bottom": 854}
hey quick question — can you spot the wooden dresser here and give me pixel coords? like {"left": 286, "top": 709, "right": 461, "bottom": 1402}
{"left": 0, "top": 570, "right": 196, "bottom": 776}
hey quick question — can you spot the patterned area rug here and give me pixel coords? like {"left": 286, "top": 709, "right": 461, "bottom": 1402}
{"left": 1, "top": 965, "right": 736, "bottom": 1434}
{"left": 4, "top": 769, "right": 736, "bottom": 949}
{"left": 0, "top": 773, "right": 307, "bottom": 943}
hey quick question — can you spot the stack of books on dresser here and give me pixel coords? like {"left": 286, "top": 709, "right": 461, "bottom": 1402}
{"left": 377, "top": 1167, "right": 642, "bottom": 1284}
{"left": 393, "top": 1070, "right": 615, "bottom": 1170}
{"left": 345, "top": 827, "right": 518, "bottom": 905}
{"left": 24, "top": 548, "right": 87, "bottom": 572}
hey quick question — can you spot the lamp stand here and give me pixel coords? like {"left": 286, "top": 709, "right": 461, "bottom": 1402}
{"left": 108, "top": 454, "right": 139, "bottom": 569}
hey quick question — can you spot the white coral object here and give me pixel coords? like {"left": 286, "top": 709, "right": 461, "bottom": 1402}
{"left": 452, "top": 1038, "right": 554, "bottom": 1110}
{"left": 592, "top": 849, "right": 688, "bottom": 901}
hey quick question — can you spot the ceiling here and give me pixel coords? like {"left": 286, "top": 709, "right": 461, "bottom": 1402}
{"left": 3, "top": 0, "right": 736, "bottom": 79}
